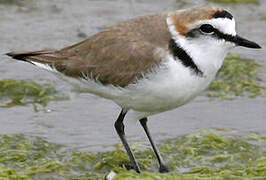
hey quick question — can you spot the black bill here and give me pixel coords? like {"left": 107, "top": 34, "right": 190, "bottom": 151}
{"left": 212, "top": 29, "right": 261, "bottom": 49}
{"left": 233, "top": 35, "right": 261, "bottom": 49}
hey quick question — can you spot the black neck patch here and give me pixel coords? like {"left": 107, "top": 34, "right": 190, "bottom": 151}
{"left": 169, "top": 39, "right": 203, "bottom": 76}
{"left": 213, "top": 10, "right": 233, "bottom": 20}
{"left": 213, "top": 29, "right": 236, "bottom": 42}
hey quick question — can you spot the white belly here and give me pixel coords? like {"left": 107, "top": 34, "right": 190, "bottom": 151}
{"left": 61, "top": 55, "right": 217, "bottom": 121}
{"left": 114, "top": 56, "right": 216, "bottom": 114}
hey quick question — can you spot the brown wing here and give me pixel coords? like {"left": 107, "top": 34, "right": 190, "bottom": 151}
{"left": 6, "top": 13, "right": 171, "bottom": 87}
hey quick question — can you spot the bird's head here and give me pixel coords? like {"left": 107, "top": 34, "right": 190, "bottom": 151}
{"left": 167, "top": 6, "right": 261, "bottom": 74}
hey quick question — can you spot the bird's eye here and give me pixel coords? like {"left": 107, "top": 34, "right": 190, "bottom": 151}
{"left": 200, "top": 24, "right": 215, "bottom": 34}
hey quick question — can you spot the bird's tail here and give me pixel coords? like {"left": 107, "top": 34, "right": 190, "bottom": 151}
{"left": 6, "top": 50, "right": 56, "bottom": 62}
{"left": 6, "top": 49, "right": 124, "bottom": 100}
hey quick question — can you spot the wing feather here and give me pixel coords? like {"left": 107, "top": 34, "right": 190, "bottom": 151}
{"left": 7, "top": 13, "right": 171, "bottom": 87}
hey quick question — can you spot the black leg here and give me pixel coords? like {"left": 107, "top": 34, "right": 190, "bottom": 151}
{"left": 114, "top": 109, "right": 141, "bottom": 173}
{"left": 139, "top": 118, "right": 170, "bottom": 173}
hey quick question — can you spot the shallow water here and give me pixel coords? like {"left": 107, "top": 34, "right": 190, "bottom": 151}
{"left": 0, "top": 0, "right": 265, "bottom": 152}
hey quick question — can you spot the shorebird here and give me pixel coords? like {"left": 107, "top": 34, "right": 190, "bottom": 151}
{"left": 6, "top": 6, "right": 261, "bottom": 173}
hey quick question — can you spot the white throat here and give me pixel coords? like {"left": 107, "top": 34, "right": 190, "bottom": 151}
{"left": 166, "top": 17, "right": 233, "bottom": 77}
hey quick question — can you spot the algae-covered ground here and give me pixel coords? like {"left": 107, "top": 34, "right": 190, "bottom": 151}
{"left": 0, "top": 0, "right": 23, "bottom": 5}
{"left": 0, "top": 130, "right": 265, "bottom": 179}
{"left": 208, "top": 53, "right": 265, "bottom": 99}
{"left": 0, "top": 79, "right": 66, "bottom": 109}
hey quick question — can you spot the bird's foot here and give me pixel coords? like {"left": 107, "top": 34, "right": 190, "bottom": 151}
{"left": 159, "top": 164, "right": 170, "bottom": 173}
{"left": 124, "top": 162, "right": 141, "bottom": 173}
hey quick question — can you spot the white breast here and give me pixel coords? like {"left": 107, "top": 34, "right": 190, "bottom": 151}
{"left": 114, "top": 54, "right": 216, "bottom": 117}
{"left": 57, "top": 53, "right": 218, "bottom": 121}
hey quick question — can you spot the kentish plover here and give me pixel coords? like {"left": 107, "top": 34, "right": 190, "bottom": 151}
{"left": 7, "top": 6, "right": 261, "bottom": 173}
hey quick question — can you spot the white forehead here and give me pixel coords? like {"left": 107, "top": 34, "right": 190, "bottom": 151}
{"left": 192, "top": 18, "right": 236, "bottom": 36}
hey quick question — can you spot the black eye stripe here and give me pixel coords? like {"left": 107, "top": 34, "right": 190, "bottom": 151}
{"left": 185, "top": 27, "right": 235, "bottom": 43}
{"left": 213, "top": 29, "right": 236, "bottom": 42}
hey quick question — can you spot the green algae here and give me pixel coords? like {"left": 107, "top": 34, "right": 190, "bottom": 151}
{"left": 0, "top": 79, "right": 66, "bottom": 108}
{"left": 0, "top": 130, "right": 265, "bottom": 179}
{"left": 207, "top": 0, "right": 258, "bottom": 4}
{"left": 207, "top": 53, "right": 265, "bottom": 99}
{"left": 213, "top": 127, "right": 234, "bottom": 132}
